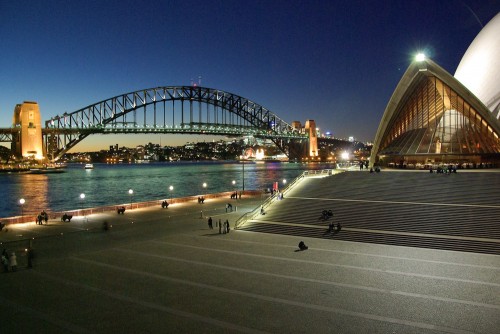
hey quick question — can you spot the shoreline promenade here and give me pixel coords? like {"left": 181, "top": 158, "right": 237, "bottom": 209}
{"left": 1, "top": 170, "right": 499, "bottom": 333}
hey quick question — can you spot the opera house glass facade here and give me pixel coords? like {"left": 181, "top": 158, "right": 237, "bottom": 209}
{"left": 371, "top": 13, "right": 500, "bottom": 168}
{"left": 370, "top": 58, "right": 500, "bottom": 168}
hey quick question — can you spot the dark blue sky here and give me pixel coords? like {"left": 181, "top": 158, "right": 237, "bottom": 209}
{"left": 1, "top": 0, "right": 498, "bottom": 150}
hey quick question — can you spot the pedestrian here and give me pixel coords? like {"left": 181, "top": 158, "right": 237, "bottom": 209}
{"left": 328, "top": 222, "right": 334, "bottom": 233}
{"left": 226, "top": 220, "right": 230, "bottom": 234}
{"left": 27, "top": 247, "right": 34, "bottom": 268}
{"left": 336, "top": 223, "right": 342, "bottom": 233}
{"left": 219, "top": 219, "right": 222, "bottom": 234}
{"left": 9, "top": 252, "right": 17, "bottom": 272}
{"left": 208, "top": 217, "right": 213, "bottom": 229}
{"left": 1, "top": 251, "right": 8, "bottom": 273}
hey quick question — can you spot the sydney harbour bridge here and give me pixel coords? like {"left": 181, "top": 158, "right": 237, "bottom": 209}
{"left": 1, "top": 86, "right": 318, "bottom": 161}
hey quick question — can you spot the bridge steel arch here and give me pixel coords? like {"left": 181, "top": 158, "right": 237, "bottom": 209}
{"left": 45, "top": 86, "right": 307, "bottom": 160}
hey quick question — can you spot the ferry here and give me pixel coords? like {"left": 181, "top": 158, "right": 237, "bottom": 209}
{"left": 84, "top": 163, "right": 94, "bottom": 169}
{"left": 29, "top": 166, "right": 66, "bottom": 174}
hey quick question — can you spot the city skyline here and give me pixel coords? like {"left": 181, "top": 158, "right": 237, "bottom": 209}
{"left": 1, "top": 0, "right": 499, "bottom": 152}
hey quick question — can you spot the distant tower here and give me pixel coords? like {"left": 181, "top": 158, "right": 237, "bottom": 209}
{"left": 12, "top": 101, "right": 45, "bottom": 160}
{"left": 304, "top": 120, "right": 318, "bottom": 157}
{"left": 291, "top": 121, "right": 302, "bottom": 133}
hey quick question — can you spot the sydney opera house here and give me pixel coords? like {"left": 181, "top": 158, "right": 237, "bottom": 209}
{"left": 370, "top": 13, "right": 500, "bottom": 168}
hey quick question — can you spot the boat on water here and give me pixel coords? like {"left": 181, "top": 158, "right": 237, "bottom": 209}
{"left": 84, "top": 163, "right": 94, "bottom": 169}
{"left": 29, "top": 167, "right": 66, "bottom": 174}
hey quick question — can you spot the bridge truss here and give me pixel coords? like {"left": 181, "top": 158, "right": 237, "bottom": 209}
{"left": 45, "top": 86, "right": 308, "bottom": 160}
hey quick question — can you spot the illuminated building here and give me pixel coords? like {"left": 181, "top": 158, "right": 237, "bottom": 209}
{"left": 370, "top": 14, "right": 500, "bottom": 167}
{"left": 370, "top": 56, "right": 500, "bottom": 167}
{"left": 12, "top": 101, "right": 45, "bottom": 160}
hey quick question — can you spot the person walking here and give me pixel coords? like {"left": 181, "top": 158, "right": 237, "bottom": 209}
{"left": 208, "top": 217, "right": 213, "bottom": 229}
{"left": 225, "top": 220, "right": 230, "bottom": 234}
{"left": 9, "top": 252, "right": 17, "bottom": 272}
{"left": 219, "top": 219, "right": 222, "bottom": 234}
{"left": 27, "top": 247, "right": 34, "bottom": 268}
{"left": 1, "top": 251, "right": 8, "bottom": 273}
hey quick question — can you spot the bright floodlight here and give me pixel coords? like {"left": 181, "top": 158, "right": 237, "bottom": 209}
{"left": 341, "top": 152, "right": 349, "bottom": 160}
{"left": 169, "top": 185, "right": 174, "bottom": 191}
{"left": 19, "top": 198, "right": 25, "bottom": 205}
{"left": 128, "top": 189, "right": 133, "bottom": 195}
{"left": 80, "top": 193, "right": 85, "bottom": 199}
{"left": 416, "top": 53, "right": 426, "bottom": 62}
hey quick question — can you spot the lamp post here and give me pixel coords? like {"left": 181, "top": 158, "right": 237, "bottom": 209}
{"left": 19, "top": 198, "right": 25, "bottom": 218}
{"left": 341, "top": 151, "right": 349, "bottom": 168}
{"left": 80, "top": 193, "right": 85, "bottom": 218}
{"left": 128, "top": 189, "right": 134, "bottom": 210}
{"left": 169, "top": 185, "right": 174, "bottom": 203}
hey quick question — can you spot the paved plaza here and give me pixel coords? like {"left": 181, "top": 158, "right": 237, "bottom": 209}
{"left": 1, "top": 173, "right": 499, "bottom": 333}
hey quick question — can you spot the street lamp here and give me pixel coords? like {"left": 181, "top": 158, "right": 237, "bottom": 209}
{"left": 128, "top": 189, "right": 134, "bottom": 209}
{"left": 169, "top": 185, "right": 174, "bottom": 203}
{"left": 19, "top": 198, "right": 25, "bottom": 217}
{"left": 80, "top": 193, "right": 85, "bottom": 217}
{"left": 341, "top": 151, "right": 349, "bottom": 168}
{"left": 242, "top": 160, "right": 245, "bottom": 192}
{"left": 231, "top": 180, "right": 237, "bottom": 200}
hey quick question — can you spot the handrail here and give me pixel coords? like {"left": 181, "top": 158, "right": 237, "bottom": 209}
{"left": 234, "top": 168, "right": 341, "bottom": 229}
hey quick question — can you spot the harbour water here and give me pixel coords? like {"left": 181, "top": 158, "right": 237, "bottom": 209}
{"left": 1, "top": 161, "right": 335, "bottom": 218}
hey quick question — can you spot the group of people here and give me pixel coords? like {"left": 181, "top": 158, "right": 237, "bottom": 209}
{"left": 430, "top": 166, "right": 457, "bottom": 174}
{"left": 161, "top": 200, "right": 169, "bottom": 208}
{"left": 225, "top": 203, "right": 233, "bottom": 212}
{"left": 197, "top": 196, "right": 205, "bottom": 204}
{"left": 61, "top": 213, "right": 73, "bottom": 222}
{"left": 2, "top": 247, "right": 35, "bottom": 272}
{"left": 359, "top": 161, "right": 369, "bottom": 170}
{"left": 230, "top": 191, "right": 239, "bottom": 199}
{"left": 36, "top": 210, "right": 48, "bottom": 225}
{"left": 321, "top": 210, "right": 333, "bottom": 220}
{"left": 207, "top": 217, "right": 231, "bottom": 234}
{"left": 2, "top": 249, "right": 18, "bottom": 272}
{"left": 327, "top": 222, "right": 342, "bottom": 234}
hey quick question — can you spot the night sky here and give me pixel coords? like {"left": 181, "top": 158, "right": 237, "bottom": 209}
{"left": 1, "top": 0, "right": 499, "bottom": 151}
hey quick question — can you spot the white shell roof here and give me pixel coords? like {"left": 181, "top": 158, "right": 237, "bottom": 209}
{"left": 454, "top": 13, "right": 500, "bottom": 118}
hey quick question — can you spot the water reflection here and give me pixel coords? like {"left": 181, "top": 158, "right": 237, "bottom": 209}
{"left": 1, "top": 162, "right": 336, "bottom": 218}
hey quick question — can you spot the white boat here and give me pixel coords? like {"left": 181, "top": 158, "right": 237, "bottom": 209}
{"left": 84, "top": 163, "right": 94, "bottom": 169}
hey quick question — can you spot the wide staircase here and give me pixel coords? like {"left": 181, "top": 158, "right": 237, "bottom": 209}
{"left": 238, "top": 170, "right": 500, "bottom": 255}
